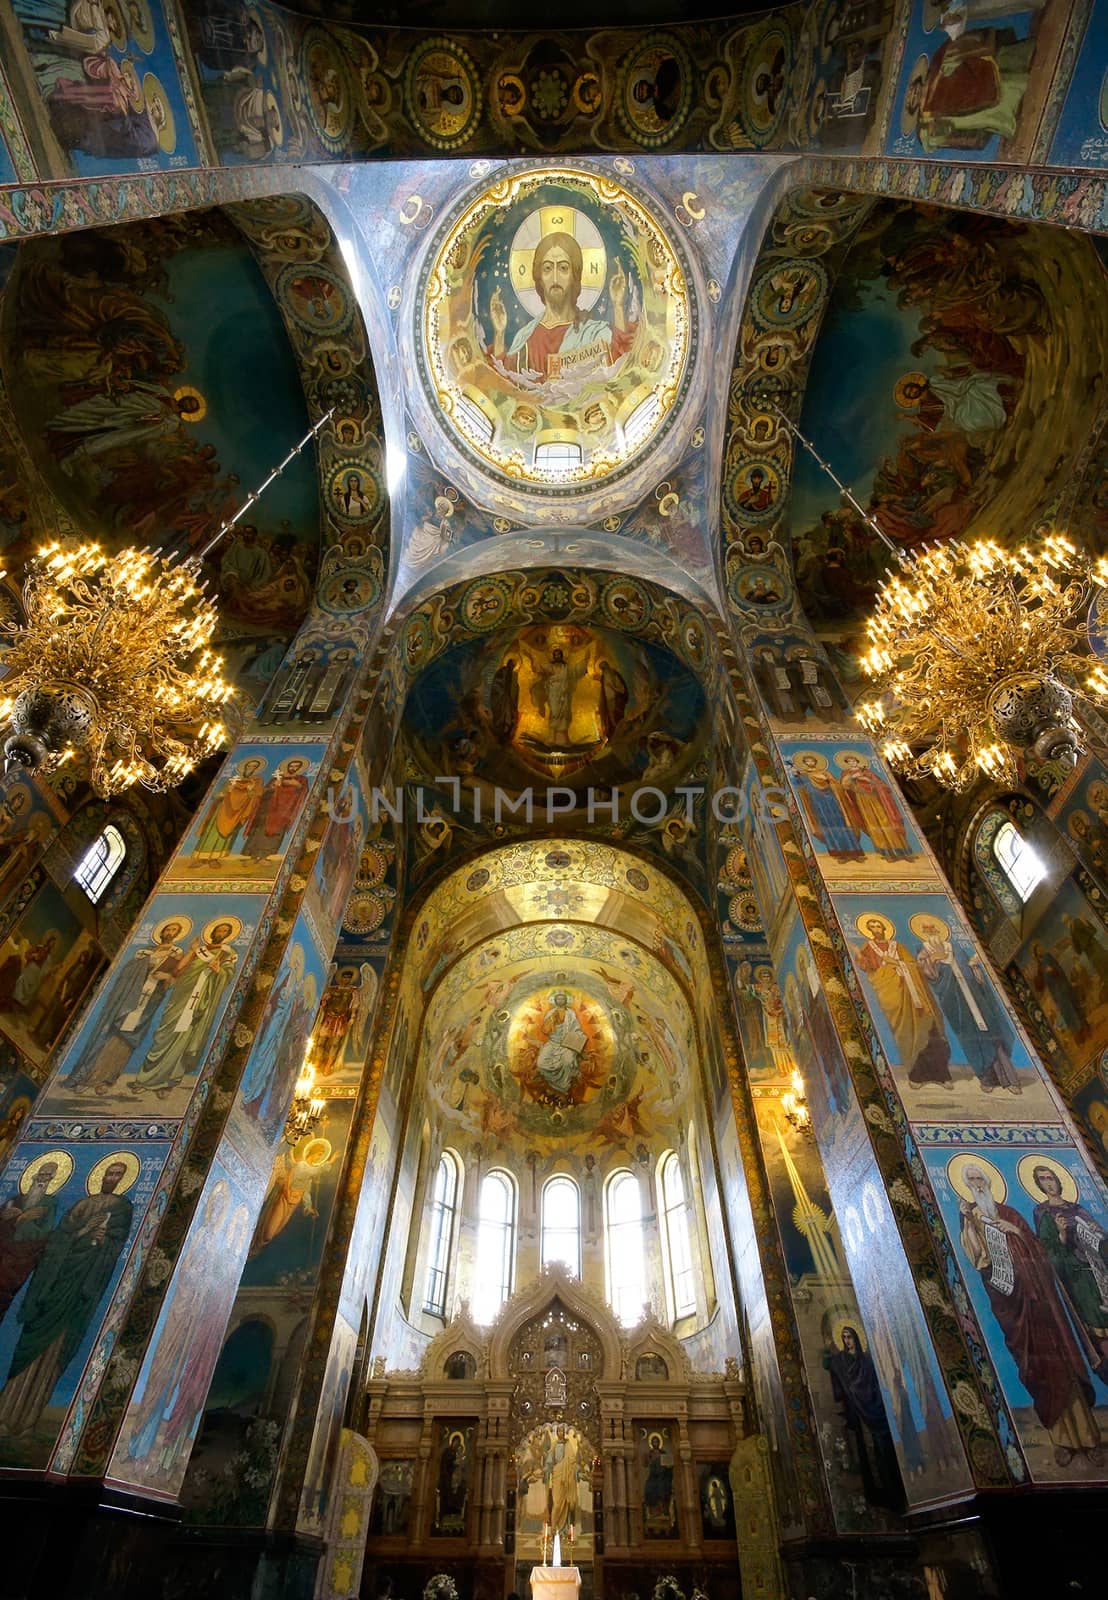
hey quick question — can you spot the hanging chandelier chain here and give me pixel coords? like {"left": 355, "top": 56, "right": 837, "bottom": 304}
{"left": 763, "top": 400, "right": 906, "bottom": 564}
{"left": 194, "top": 404, "right": 336, "bottom": 563}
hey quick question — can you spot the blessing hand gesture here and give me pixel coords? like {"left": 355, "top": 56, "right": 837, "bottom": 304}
{"left": 609, "top": 258, "right": 628, "bottom": 322}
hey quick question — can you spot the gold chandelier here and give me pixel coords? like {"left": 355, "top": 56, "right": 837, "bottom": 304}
{"left": 856, "top": 535, "right": 1108, "bottom": 793}
{"left": 0, "top": 542, "right": 231, "bottom": 799}
{"left": 284, "top": 1039, "right": 325, "bottom": 1145}
{"left": 0, "top": 409, "right": 333, "bottom": 800}
{"left": 770, "top": 404, "right": 1108, "bottom": 795}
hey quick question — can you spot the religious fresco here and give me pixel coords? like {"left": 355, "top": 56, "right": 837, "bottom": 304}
{"left": 748, "top": 632, "right": 852, "bottom": 725}
{"left": 0, "top": 878, "right": 99, "bottom": 1068}
{"left": 6, "top": 0, "right": 199, "bottom": 178}
{"left": 300, "top": 1311, "right": 358, "bottom": 1534}
{"left": 369, "top": 1459, "right": 414, "bottom": 1537}
{"left": 404, "top": 622, "right": 706, "bottom": 794}
{"left": 516, "top": 1421, "right": 594, "bottom": 1556}
{"left": 1048, "top": 0, "right": 1108, "bottom": 166}
{"left": 0, "top": 1137, "right": 165, "bottom": 1468}
{"left": 1007, "top": 874, "right": 1108, "bottom": 1081}
{"left": 636, "top": 1421, "right": 679, "bottom": 1538}
{"left": 304, "top": 773, "right": 368, "bottom": 941}
{"left": 166, "top": 743, "right": 324, "bottom": 885}
{"left": 312, "top": 962, "right": 379, "bottom": 1082}
{"left": 0, "top": 772, "right": 65, "bottom": 911}
{"left": 48, "top": 891, "right": 256, "bottom": 1117}
{"left": 243, "top": 1098, "right": 354, "bottom": 1291}
{"left": 417, "top": 168, "right": 695, "bottom": 494}
{"left": 789, "top": 202, "right": 1108, "bottom": 629}
{"left": 698, "top": 1460, "right": 736, "bottom": 1540}
{"left": 924, "top": 1141, "right": 1108, "bottom": 1482}
{"left": 1, "top": 213, "right": 321, "bottom": 658}
{"left": 430, "top": 1417, "right": 476, "bottom": 1536}
{"left": 109, "top": 1156, "right": 258, "bottom": 1496}
{"left": 754, "top": 1096, "right": 900, "bottom": 1528}
{"left": 421, "top": 936, "right": 694, "bottom": 1158}
{"left": 232, "top": 904, "right": 329, "bottom": 1152}
{"left": 832, "top": 1165, "right": 969, "bottom": 1506}
{"left": 834, "top": 890, "right": 1057, "bottom": 1122}
{"left": 781, "top": 740, "right": 927, "bottom": 881}
{"left": 252, "top": 631, "right": 361, "bottom": 733}
{"left": 0, "top": 1070, "right": 37, "bottom": 1172}
{"left": 886, "top": 0, "right": 1068, "bottom": 164}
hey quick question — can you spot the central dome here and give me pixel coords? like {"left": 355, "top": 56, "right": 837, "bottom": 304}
{"left": 417, "top": 167, "right": 694, "bottom": 497}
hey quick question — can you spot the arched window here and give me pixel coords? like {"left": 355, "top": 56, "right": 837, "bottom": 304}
{"left": 659, "top": 1152, "right": 696, "bottom": 1323}
{"left": 473, "top": 1169, "right": 516, "bottom": 1325}
{"left": 541, "top": 1175, "right": 581, "bottom": 1277}
{"left": 993, "top": 819, "right": 1045, "bottom": 902}
{"left": 73, "top": 823, "right": 127, "bottom": 904}
{"left": 423, "top": 1151, "right": 460, "bottom": 1317}
{"left": 605, "top": 1169, "right": 647, "bottom": 1327}
{"left": 534, "top": 441, "right": 582, "bottom": 474}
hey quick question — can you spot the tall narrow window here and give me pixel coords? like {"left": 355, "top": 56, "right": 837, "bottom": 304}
{"left": 74, "top": 823, "right": 126, "bottom": 904}
{"left": 606, "top": 1169, "right": 647, "bottom": 1326}
{"left": 541, "top": 1175, "right": 581, "bottom": 1277}
{"left": 423, "top": 1151, "right": 460, "bottom": 1317}
{"left": 993, "top": 819, "right": 1045, "bottom": 902}
{"left": 660, "top": 1152, "right": 696, "bottom": 1322}
{"left": 473, "top": 1169, "right": 516, "bottom": 1324}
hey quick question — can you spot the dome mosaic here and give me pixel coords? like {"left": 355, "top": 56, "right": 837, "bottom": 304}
{"left": 418, "top": 167, "right": 695, "bottom": 495}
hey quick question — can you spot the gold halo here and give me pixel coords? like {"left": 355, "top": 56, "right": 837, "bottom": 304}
{"left": 103, "top": 0, "right": 127, "bottom": 49}
{"left": 142, "top": 72, "right": 176, "bottom": 154}
{"left": 894, "top": 370, "right": 928, "bottom": 411}
{"left": 908, "top": 912, "right": 949, "bottom": 942}
{"left": 828, "top": 1316, "right": 866, "bottom": 1354}
{"left": 127, "top": 0, "right": 156, "bottom": 53}
{"left": 87, "top": 1150, "right": 140, "bottom": 1196}
{"left": 791, "top": 750, "right": 828, "bottom": 771}
{"left": 120, "top": 60, "right": 144, "bottom": 112}
{"left": 507, "top": 203, "right": 607, "bottom": 315}
{"left": 947, "top": 1152, "right": 1006, "bottom": 1207}
{"left": 202, "top": 914, "right": 242, "bottom": 944}
{"left": 247, "top": 7, "right": 268, "bottom": 64}
{"left": 265, "top": 91, "right": 284, "bottom": 148}
{"left": 298, "top": 1136, "right": 332, "bottom": 1167}
{"left": 303, "top": 973, "right": 318, "bottom": 1010}
{"left": 855, "top": 911, "right": 896, "bottom": 941}
{"left": 153, "top": 914, "right": 192, "bottom": 944}
{"left": 901, "top": 54, "right": 928, "bottom": 137}
{"left": 3, "top": 1096, "right": 32, "bottom": 1126}
{"left": 1017, "top": 1153, "right": 1079, "bottom": 1205}
{"left": 173, "top": 383, "right": 207, "bottom": 421}
{"left": 19, "top": 1150, "right": 73, "bottom": 1195}
{"left": 834, "top": 750, "right": 869, "bottom": 768}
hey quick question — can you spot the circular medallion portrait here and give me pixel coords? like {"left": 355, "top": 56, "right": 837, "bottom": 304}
{"left": 419, "top": 168, "right": 694, "bottom": 494}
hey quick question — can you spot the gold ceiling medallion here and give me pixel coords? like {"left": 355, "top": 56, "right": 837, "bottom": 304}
{"left": 420, "top": 168, "right": 692, "bottom": 493}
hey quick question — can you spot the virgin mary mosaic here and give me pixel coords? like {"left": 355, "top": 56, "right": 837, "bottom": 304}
{"left": 420, "top": 169, "right": 694, "bottom": 491}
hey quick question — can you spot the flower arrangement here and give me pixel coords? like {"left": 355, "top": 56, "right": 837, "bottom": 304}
{"left": 424, "top": 1575, "right": 459, "bottom": 1600}
{"left": 652, "top": 1576, "right": 685, "bottom": 1600}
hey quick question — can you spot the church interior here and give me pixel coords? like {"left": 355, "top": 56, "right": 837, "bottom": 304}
{"left": 0, "top": 3, "right": 1106, "bottom": 1598}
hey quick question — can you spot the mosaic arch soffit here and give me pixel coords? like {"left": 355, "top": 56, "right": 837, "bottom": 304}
{"left": 397, "top": 835, "right": 711, "bottom": 1015}
{"left": 387, "top": 528, "right": 722, "bottom": 621}
{"left": 385, "top": 563, "right": 727, "bottom": 707}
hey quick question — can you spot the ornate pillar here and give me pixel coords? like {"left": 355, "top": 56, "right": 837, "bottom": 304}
{"left": 0, "top": 197, "right": 390, "bottom": 1509}
{"left": 735, "top": 579, "right": 1108, "bottom": 1499}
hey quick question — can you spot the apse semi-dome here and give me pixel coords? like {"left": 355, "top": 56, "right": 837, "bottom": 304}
{"left": 417, "top": 167, "right": 695, "bottom": 497}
